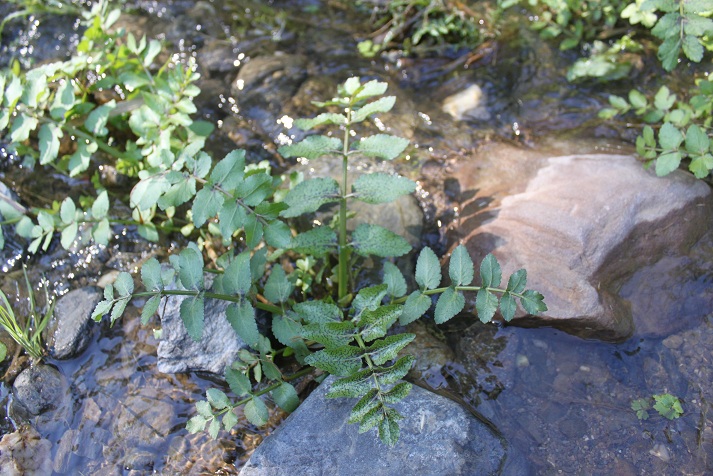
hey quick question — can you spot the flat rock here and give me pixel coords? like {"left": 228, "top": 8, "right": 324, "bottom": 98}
{"left": 157, "top": 275, "right": 247, "bottom": 375}
{"left": 0, "top": 426, "right": 52, "bottom": 476}
{"left": 46, "top": 287, "right": 102, "bottom": 359}
{"left": 239, "top": 377, "right": 525, "bottom": 476}
{"left": 449, "top": 140, "right": 712, "bottom": 341}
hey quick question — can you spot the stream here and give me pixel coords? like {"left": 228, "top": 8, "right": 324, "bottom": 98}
{"left": 0, "top": 0, "right": 711, "bottom": 474}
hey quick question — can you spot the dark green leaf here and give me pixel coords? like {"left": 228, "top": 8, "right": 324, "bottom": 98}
{"left": 210, "top": 150, "right": 245, "bottom": 189}
{"left": 476, "top": 288, "right": 498, "bottom": 323}
{"left": 264, "top": 266, "right": 293, "bottom": 303}
{"left": 499, "top": 292, "right": 517, "bottom": 322}
{"left": 305, "top": 344, "right": 364, "bottom": 376}
{"left": 180, "top": 296, "right": 204, "bottom": 341}
{"left": 354, "top": 134, "right": 409, "bottom": 161}
{"left": 218, "top": 200, "right": 246, "bottom": 238}
{"left": 353, "top": 284, "right": 389, "bottom": 315}
{"left": 178, "top": 248, "right": 204, "bottom": 290}
{"left": 347, "top": 388, "right": 379, "bottom": 422}
{"left": 658, "top": 35, "right": 682, "bottom": 71}
{"left": 520, "top": 289, "right": 547, "bottom": 314}
{"left": 351, "top": 223, "right": 411, "bottom": 258}
{"left": 400, "top": 291, "right": 431, "bottom": 325}
{"left": 293, "top": 300, "right": 342, "bottom": 324}
{"left": 377, "top": 355, "right": 415, "bottom": 385}
{"left": 382, "top": 262, "right": 407, "bottom": 298}
{"left": 222, "top": 251, "right": 251, "bottom": 296}
{"left": 382, "top": 381, "right": 412, "bottom": 404}
{"left": 379, "top": 412, "right": 401, "bottom": 446}
{"left": 234, "top": 173, "right": 273, "bottom": 207}
{"left": 280, "top": 177, "right": 340, "bottom": 218}
{"left": 434, "top": 286, "right": 465, "bottom": 324}
{"left": 278, "top": 135, "right": 341, "bottom": 159}
{"left": 273, "top": 314, "right": 309, "bottom": 357}
{"left": 682, "top": 34, "right": 704, "bottom": 62}
{"left": 302, "top": 321, "right": 356, "bottom": 347}
{"left": 272, "top": 383, "right": 299, "bottom": 412}
{"left": 352, "top": 173, "right": 416, "bottom": 204}
{"left": 264, "top": 221, "right": 292, "bottom": 248}
{"left": 480, "top": 253, "right": 502, "bottom": 288}
{"left": 415, "top": 247, "right": 441, "bottom": 290}
{"left": 506, "top": 269, "right": 527, "bottom": 293}
{"left": 368, "top": 333, "right": 415, "bottom": 365}
{"left": 245, "top": 215, "right": 264, "bottom": 249}
{"left": 449, "top": 244, "right": 474, "bottom": 286}
{"left": 289, "top": 226, "right": 337, "bottom": 256}
{"left": 326, "top": 369, "right": 374, "bottom": 398}
{"left": 359, "top": 304, "right": 402, "bottom": 342}
{"left": 227, "top": 300, "right": 259, "bottom": 347}
{"left": 141, "top": 294, "right": 161, "bottom": 325}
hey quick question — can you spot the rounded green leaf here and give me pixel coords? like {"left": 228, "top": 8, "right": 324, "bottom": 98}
{"left": 434, "top": 286, "right": 465, "bottom": 324}
{"left": 351, "top": 223, "right": 411, "bottom": 258}
{"left": 479, "top": 254, "right": 502, "bottom": 288}
{"left": 272, "top": 383, "right": 299, "bottom": 412}
{"left": 449, "top": 244, "right": 474, "bottom": 286}
{"left": 415, "top": 247, "right": 441, "bottom": 290}
{"left": 352, "top": 173, "right": 416, "bottom": 204}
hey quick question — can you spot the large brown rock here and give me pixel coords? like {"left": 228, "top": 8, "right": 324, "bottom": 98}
{"left": 449, "top": 140, "right": 712, "bottom": 341}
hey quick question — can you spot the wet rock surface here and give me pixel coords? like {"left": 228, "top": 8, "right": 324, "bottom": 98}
{"left": 11, "top": 364, "right": 69, "bottom": 418}
{"left": 0, "top": 426, "right": 53, "bottom": 476}
{"left": 449, "top": 140, "right": 713, "bottom": 340}
{"left": 239, "top": 376, "right": 524, "bottom": 476}
{"left": 46, "top": 287, "right": 102, "bottom": 360}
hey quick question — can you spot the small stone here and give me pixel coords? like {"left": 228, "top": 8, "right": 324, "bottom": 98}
{"left": 46, "top": 287, "right": 102, "bottom": 359}
{"left": 442, "top": 84, "right": 490, "bottom": 121}
{"left": 12, "top": 364, "right": 69, "bottom": 418}
{"left": 662, "top": 334, "right": 683, "bottom": 349}
{"left": 0, "top": 426, "right": 53, "bottom": 475}
{"left": 516, "top": 354, "right": 529, "bottom": 367}
{"left": 649, "top": 443, "right": 670, "bottom": 462}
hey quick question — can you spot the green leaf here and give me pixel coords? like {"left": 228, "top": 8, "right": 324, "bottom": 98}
{"left": 186, "top": 415, "right": 208, "bottom": 433}
{"left": 353, "top": 284, "right": 389, "bottom": 315}
{"left": 631, "top": 398, "right": 650, "bottom": 420}
{"left": 327, "top": 369, "right": 374, "bottom": 398}
{"left": 85, "top": 100, "right": 115, "bottom": 136}
{"left": 351, "top": 223, "right": 411, "bottom": 258}
{"left": 130, "top": 174, "right": 170, "bottom": 211}
{"left": 141, "top": 257, "right": 163, "bottom": 291}
{"left": 180, "top": 296, "right": 204, "bottom": 341}
{"left": 660, "top": 122, "right": 684, "bottom": 150}
{"left": 218, "top": 200, "right": 246, "bottom": 238}
{"left": 658, "top": 35, "right": 682, "bottom": 71}
{"left": 354, "top": 79, "right": 389, "bottom": 101}
{"left": 280, "top": 177, "right": 340, "bottom": 218}
{"left": 222, "top": 410, "right": 238, "bottom": 431}
{"left": 264, "top": 266, "right": 293, "bottom": 303}
{"left": 60, "top": 223, "right": 78, "bottom": 249}
{"left": 434, "top": 286, "right": 465, "bottom": 324}
{"left": 192, "top": 188, "right": 224, "bottom": 227}
{"left": 352, "top": 173, "right": 416, "bottom": 204}
{"left": 92, "top": 190, "right": 109, "bottom": 220}
{"left": 272, "top": 383, "right": 299, "bottom": 412}
{"left": 294, "top": 113, "right": 346, "bottom": 130}
{"left": 689, "top": 153, "right": 713, "bottom": 178}
{"left": 226, "top": 367, "right": 251, "bottom": 396}
{"left": 234, "top": 173, "right": 273, "bottom": 207}
{"left": 378, "top": 411, "right": 401, "bottom": 446}
{"left": 653, "top": 393, "right": 683, "bottom": 419}
{"left": 499, "top": 293, "right": 517, "bottom": 322}
{"left": 628, "top": 90, "right": 648, "bottom": 110}
{"left": 449, "top": 244, "right": 474, "bottom": 286}
{"left": 382, "top": 381, "right": 412, "bottom": 404}
{"left": 10, "top": 114, "right": 39, "bottom": 143}
{"left": 520, "top": 289, "right": 547, "bottom": 314}
{"left": 685, "top": 124, "right": 709, "bottom": 154}
{"left": 209, "top": 150, "right": 245, "bottom": 189}
{"left": 359, "top": 304, "right": 402, "bottom": 342}
{"left": 3, "top": 75, "right": 22, "bottom": 107}
{"left": 273, "top": 314, "right": 309, "bottom": 357}
{"left": 415, "top": 247, "right": 441, "bottom": 290}
{"left": 278, "top": 135, "right": 341, "bottom": 159}
{"left": 289, "top": 226, "right": 337, "bottom": 256}
{"left": 223, "top": 251, "right": 251, "bottom": 296}
{"left": 480, "top": 254, "right": 502, "bottom": 288}
{"left": 227, "top": 300, "right": 259, "bottom": 347}
{"left": 354, "top": 134, "right": 409, "bottom": 161}
{"left": 114, "top": 272, "right": 135, "bottom": 297}
{"left": 348, "top": 388, "right": 380, "bottom": 422}
{"left": 244, "top": 397, "right": 269, "bottom": 426}
{"left": 506, "top": 269, "right": 527, "bottom": 293}
{"left": 178, "top": 248, "right": 204, "bottom": 290}
{"left": 682, "top": 34, "right": 704, "bottom": 62}
{"left": 302, "top": 321, "right": 356, "bottom": 347}
{"left": 476, "top": 288, "right": 498, "bottom": 323}
{"left": 141, "top": 294, "right": 161, "bottom": 325}
{"left": 400, "top": 291, "right": 432, "bottom": 325}
{"left": 60, "top": 197, "right": 76, "bottom": 224}
{"left": 92, "top": 218, "right": 110, "bottom": 246}
{"left": 353, "top": 96, "right": 396, "bottom": 123}
{"left": 207, "top": 388, "right": 230, "bottom": 410}
{"left": 368, "top": 333, "right": 415, "bottom": 365}
{"left": 358, "top": 404, "right": 384, "bottom": 433}
{"left": 264, "top": 221, "right": 292, "bottom": 248}
{"left": 305, "top": 344, "right": 364, "bottom": 376}
{"left": 293, "top": 300, "right": 342, "bottom": 324}
{"left": 143, "top": 39, "right": 161, "bottom": 66}
{"left": 382, "top": 262, "right": 407, "bottom": 298}
{"left": 196, "top": 400, "right": 213, "bottom": 418}
{"left": 91, "top": 299, "right": 113, "bottom": 322}
{"left": 654, "top": 87, "right": 676, "bottom": 112}
{"left": 378, "top": 355, "right": 415, "bottom": 385}
{"left": 38, "top": 123, "right": 62, "bottom": 165}
{"left": 656, "top": 151, "right": 682, "bottom": 176}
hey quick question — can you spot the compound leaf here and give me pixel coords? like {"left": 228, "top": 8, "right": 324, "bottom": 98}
{"left": 434, "top": 286, "right": 464, "bottom": 324}
{"left": 399, "top": 291, "right": 432, "bottom": 325}
{"left": 415, "top": 247, "right": 441, "bottom": 290}
{"left": 476, "top": 288, "right": 498, "bottom": 323}
{"left": 305, "top": 344, "right": 364, "bottom": 376}
{"left": 289, "top": 226, "right": 337, "bottom": 256}
{"left": 272, "top": 383, "right": 299, "bottom": 412}
{"left": 244, "top": 397, "right": 269, "bottom": 427}
{"left": 449, "top": 244, "right": 474, "bottom": 286}
{"left": 520, "top": 289, "right": 547, "bottom": 314}
{"left": 480, "top": 254, "right": 502, "bottom": 288}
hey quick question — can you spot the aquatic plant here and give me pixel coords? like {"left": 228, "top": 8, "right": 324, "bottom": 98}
{"left": 632, "top": 393, "right": 683, "bottom": 420}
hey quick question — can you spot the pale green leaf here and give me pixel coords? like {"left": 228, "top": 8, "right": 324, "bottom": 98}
{"left": 415, "top": 247, "right": 441, "bottom": 290}
{"left": 685, "top": 124, "right": 709, "bottom": 154}
{"left": 434, "top": 286, "right": 465, "bottom": 324}
{"left": 180, "top": 296, "right": 204, "bottom": 341}
{"left": 301, "top": 321, "right": 356, "bottom": 347}
{"left": 222, "top": 251, "right": 251, "bottom": 296}
{"left": 352, "top": 173, "right": 416, "bottom": 204}
{"left": 351, "top": 223, "right": 411, "bottom": 258}
{"left": 682, "top": 34, "right": 704, "bottom": 62}
{"left": 476, "top": 288, "right": 498, "bottom": 323}
{"left": 294, "top": 113, "right": 346, "bottom": 130}
{"left": 218, "top": 200, "right": 246, "bottom": 238}
{"left": 92, "top": 190, "right": 109, "bottom": 220}
{"left": 272, "top": 383, "right": 299, "bottom": 412}
{"left": 114, "top": 272, "right": 135, "bottom": 297}
{"left": 264, "top": 266, "right": 293, "bottom": 303}
{"left": 480, "top": 254, "right": 502, "bottom": 288}
{"left": 141, "top": 257, "right": 163, "bottom": 292}
{"left": 234, "top": 173, "right": 273, "bottom": 207}
{"left": 60, "top": 222, "right": 78, "bottom": 249}
{"left": 354, "top": 79, "right": 389, "bottom": 101}
{"left": 85, "top": 100, "right": 115, "bottom": 136}
{"left": 278, "top": 135, "right": 341, "bottom": 160}
{"left": 38, "top": 123, "right": 62, "bottom": 165}
{"left": 244, "top": 397, "right": 269, "bottom": 426}
{"left": 353, "top": 96, "right": 396, "bottom": 123}
{"left": 352, "top": 284, "right": 388, "bottom": 315}
{"left": 60, "top": 197, "right": 76, "bottom": 224}
{"left": 382, "top": 262, "right": 407, "bottom": 298}
{"left": 399, "top": 291, "right": 431, "bottom": 325}
{"left": 92, "top": 218, "right": 110, "bottom": 246}
{"left": 272, "top": 314, "right": 309, "bottom": 357}
{"left": 222, "top": 410, "right": 238, "bottom": 431}
{"left": 227, "top": 300, "right": 259, "bottom": 347}
{"left": 186, "top": 415, "right": 208, "bottom": 433}
{"left": 143, "top": 39, "right": 161, "bottom": 66}
{"left": 656, "top": 151, "right": 682, "bottom": 176}
{"left": 354, "top": 134, "right": 409, "bottom": 161}
{"left": 689, "top": 153, "right": 713, "bottom": 178}
{"left": 379, "top": 411, "right": 401, "bottom": 446}
{"left": 207, "top": 388, "right": 230, "bottom": 410}
{"left": 449, "top": 244, "right": 474, "bottom": 286}
{"left": 9, "top": 114, "right": 39, "bottom": 143}
{"left": 280, "top": 177, "right": 340, "bottom": 218}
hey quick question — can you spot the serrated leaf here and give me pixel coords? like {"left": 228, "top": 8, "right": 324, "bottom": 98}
{"left": 653, "top": 393, "right": 683, "bottom": 419}
{"left": 181, "top": 296, "right": 204, "bottom": 341}
{"left": 136, "top": 291, "right": 158, "bottom": 324}
{"left": 234, "top": 173, "right": 273, "bottom": 207}
{"left": 222, "top": 410, "right": 238, "bottom": 431}
{"left": 682, "top": 34, "right": 704, "bottom": 62}
{"left": 278, "top": 135, "right": 341, "bottom": 159}
{"left": 628, "top": 90, "right": 648, "bottom": 110}
{"left": 520, "top": 289, "right": 547, "bottom": 314}
{"left": 354, "top": 79, "right": 389, "bottom": 101}
{"left": 140, "top": 257, "right": 162, "bottom": 292}
{"left": 353, "top": 284, "right": 389, "bottom": 315}
{"left": 305, "top": 344, "right": 364, "bottom": 376}
{"left": 218, "top": 200, "right": 246, "bottom": 238}
{"left": 434, "top": 286, "right": 465, "bottom": 324}
{"left": 209, "top": 150, "right": 245, "bottom": 189}
{"left": 359, "top": 304, "right": 402, "bottom": 342}
{"left": 689, "top": 153, "right": 713, "bottom": 178}
{"left": 400, "top": 291, "right": 431, "bottom": 325}
{"left": 354, "top": 134, "right": 409, "bottom": 161}
{"left": 251, "top": 248, "right": 267, "bottom": 282}
{"left": 91, "top": 299, "right": 112, "bottom": 322}
{"left": 479, "top": 254, "right": 502, "bottom": 288}
{"left": 293, "top": 300, "right": 342, "bottom": 324}
{"left": 114, "top": 272, "right": 134, "bottom": 297}
{"left": 226, "top": 367, "right": 251, "bottom": 396}
{"left": 382, "top": 381, "right": 412, "bottom": 404}
{"left": 359, "top": 405, "right": 384, "bottom": 433}
{"left": 353, "top": 96, "right": 396, "bottom": 123}
{"left": 264, "top": 266, "right": 293, "bottom": 303}
{"left": 377, "top": 355, "right": 415, "bottom": 385}
{"left": 245, "top": 214, "right": 264, "bottom": 249}
{"left": 415, "top": 247, "right": 441, "bottom": 290}
{"left": 302, "top": 321, "right": 356, "bottom": 347}
{"left": 281, "top": 177, "right": 340, "bottom": 218}
{"left": 654, "top": 86, "right": 676, "bottom": 111}
{"left": 91, "top": 190, "right": 109, "bottom": 220}
{"left": 223, "top": 251, "right": 251, "bottom": 296}
{"left": 685, "top": 124, "right": 709, "bottom": 154}
{"left": 379, "top": 412, "right": 401, "bottom": 446}
{"left": 109, "top": 297, "right": 130, "bottom": 325}
{"left": 327, "top": 369, "right": 374, "bottom": 398}
{"left": 506, "top": 269, "right": 527, "bottom": 293}
{"left": 352, "top": 173, "right": 416, "bottom": 204}
{"left": 273, "top": 314, "right": 309, "bottom": 357}
{"left": 382, "top": 262, "right": 407, "bottom": 298}
{"left": 244, "top": 397, "right": 269, "bottom": 426}
{"left": 289, "top": 226, "right": 337, "bottom": 256}
{"left": 192, "top": 188, "right": 224, "bottom": 227}
{"left": 130, "top": 174, "right": 170, "bottom": 211}
{"left": 10, "top": 114, "right": 39, "bottom": 143}
{"left": 476, "top": 288, "right": 498, "bottom": 323}
{"left": 449, "top": 244, "right": 474, "bottom": 286}
{"left": 186, "top": 415, "right": 208, "bottom": 433}
{"left": 207, "top": 388, "right": 230, "bottom": 410}
{"left": 178, "top": 248, "right": 204, "bottom": 290}
{"left": 38, "top": 123, "right": 62, "bottom": 165}
{"left": 294, "top": 113, "right": 346, "bottom": 130}
{"left": 348, "top": 388, "right": 380, "bottom": 422}
{"left": 85, "top": 100, "right": 115, "bottom": 136}
{"left": 499, "top": 292, "right": 517, "bottom": 322}
{"left": 658, "top": 35, "right": 682, "bottom": 71}
{"left": 227, "top": 300, "right": 259, "bottom": 347}
{"left": 656, "top": 151, "right": 682, "bottom": 176}
{"left": 351, "top": 223, "right": 411, "bottom": 258}
{"left": 272, "top": 383, "right": 299, "bottom": 412}
{"left": 264, "top": 221, "right": 292, "bottom": 248}
{"left": 368, "top": 333, "right": 415, "bottom": 365}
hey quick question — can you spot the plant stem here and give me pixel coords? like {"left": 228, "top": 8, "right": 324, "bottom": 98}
{"left": 337, "top": 109, "right": 351, "bottom": 302}
{"left": 391, "top": 285, "right": 519, "bottom": 305}
{"left": 132, "top": 289, "right": 283, "bottom": 315}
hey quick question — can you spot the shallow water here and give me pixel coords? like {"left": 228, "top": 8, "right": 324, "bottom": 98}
{"left": 0, "top": 0, "right": 711, "bottom": 474}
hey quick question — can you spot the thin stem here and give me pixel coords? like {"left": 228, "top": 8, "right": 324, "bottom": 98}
{"left": 337, "top": 109, "right": 351, "bottom": 302}
{"left": 391, "top": 285, "right": 517, "bottom": 305}
{"left": 132, "top": 289, "right": 283, "bottom": 315}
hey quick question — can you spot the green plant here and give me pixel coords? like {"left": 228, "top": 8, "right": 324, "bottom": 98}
{"left": 0, "top": 266, "right": 54, "bottom": 362}
{"left": 632, "top": 393, "right": 683, "bottom": 420}
{"left": 356, "top": 0, "right": 500, "bottom": 57}
{"left": 91, "top": 77, "right": 546, "bottom": 445}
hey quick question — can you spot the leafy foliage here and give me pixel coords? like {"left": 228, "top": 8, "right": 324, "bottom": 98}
{"left": 632, "top": 393, "right": 684, "bottom": 420}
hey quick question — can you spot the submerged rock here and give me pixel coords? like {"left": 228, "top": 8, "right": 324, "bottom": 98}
{"left": 11, "top": 364, "right": 69, "bottom": 418}
{"left": 239, "top": 377, "right": 525, "bottom": 476}
{"left": 0, "top": 426, "right": 52, "bottom": 476}
{"left": 46, "top": 286, "right": 102, "bottom": 359}
{"left": 449, "top": 140, "right": 712, "bottom": 341}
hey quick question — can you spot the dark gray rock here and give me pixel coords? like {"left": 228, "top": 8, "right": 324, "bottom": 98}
{"left": 46, "top": 287, "right": 102, "bottom": 359}
{"left": 450, "top": 140, "right": 713, "bottom": 341}
{"left": 11, "top": 364, "right": 69, "bottom": 418}
{"left": 157, "top": 275, "right": 246, "bottom": 375}
{"left": 239, "top": 377, "right": 524, "bottom": 476}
